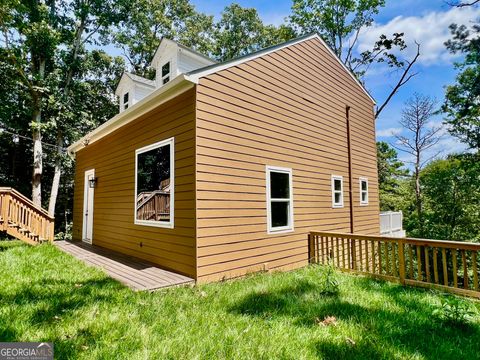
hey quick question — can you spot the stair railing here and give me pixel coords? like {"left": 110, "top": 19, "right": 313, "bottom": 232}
{"left": 0, "top": 187, "right": 54, "bottom": 244}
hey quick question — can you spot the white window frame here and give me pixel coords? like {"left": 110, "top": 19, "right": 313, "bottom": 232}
{"left": 266, "top": 166, "right": 294, "bottom": 234}
{"left": 359, "top": 177, "right": 369, "bottom": 205}
{"left": 161, "top": 61, "right": 171, "bottom": 85}
{"left": 134, "top": 137, "right": 175, "bottom": 229}
{"left": 331, "top": 175, "right": 344, "bottom": 208}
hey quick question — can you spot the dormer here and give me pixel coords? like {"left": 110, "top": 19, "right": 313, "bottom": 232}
{"left": 115, "top": 73, "right": 156, "bottom": 113}
{"left": 151, "top": 38, "right": 216, "bottom": 87}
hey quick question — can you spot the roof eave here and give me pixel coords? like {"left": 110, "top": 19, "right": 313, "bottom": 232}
{"left": 68, "top": 75, "right": 194, "bottom": 155}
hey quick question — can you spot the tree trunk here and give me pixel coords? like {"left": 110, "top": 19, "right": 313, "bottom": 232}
{"left": 47, "top": 17, "right": 86, "bottom": 217}
{"left": 414, "top": 164, "right": 423, "bottom": 236}
{"left": 31, "top": 58, "right": 46, "bottom": 207}
{"left": 31, "top": 109, "right": 43, "bottom": 207}
{"left": 48, "top": 134, "right": 63, "bottom": 216}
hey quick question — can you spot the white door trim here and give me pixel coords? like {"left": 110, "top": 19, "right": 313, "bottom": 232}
{"left": 82, "top": 169, "right": 95, "bottom": 244}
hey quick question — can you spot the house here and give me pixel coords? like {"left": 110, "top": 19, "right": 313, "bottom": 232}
{"left": 67, "top": 34, "right": 380, "bottom": 283}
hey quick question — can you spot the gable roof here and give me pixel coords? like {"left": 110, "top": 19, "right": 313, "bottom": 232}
{"left": 151, "top": 38, "right": 216, "bottom": 69}
{"left": 115, "top": 72, "right": 155, "bottom": 96}
{"left": 124, "top": 72, "right": 156, "bottom": 87}
{"left": 184, "top": 33, "right": 375, "bottom": 105}
{"left": 68, "top": 33, "right": 375, "bottom": 154}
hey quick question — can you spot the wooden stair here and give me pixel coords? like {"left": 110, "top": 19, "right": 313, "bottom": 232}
{"left": 0, "top": 187, "right": 54, "bottom": 245}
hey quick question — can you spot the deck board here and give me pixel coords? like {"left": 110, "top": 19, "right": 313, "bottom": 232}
{"left": 55, "top": 240, "right": 194, "bottom": 291}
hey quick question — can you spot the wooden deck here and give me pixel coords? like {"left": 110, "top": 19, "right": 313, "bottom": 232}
{"left": 55, "top": 240, "right": 194, "bottom": 291}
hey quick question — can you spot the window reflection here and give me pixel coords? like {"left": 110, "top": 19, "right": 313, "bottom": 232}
{"left": 136, "top": 143, "right": 171, "bottom": 223}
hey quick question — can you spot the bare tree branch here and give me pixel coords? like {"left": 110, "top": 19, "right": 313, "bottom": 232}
{"left": 447, "top": 0, "right": 480, "bottom": 7}
{"left": 375, "top": 42, "right": 421, "bottom": 119}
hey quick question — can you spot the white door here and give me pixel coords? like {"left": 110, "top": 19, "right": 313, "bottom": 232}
{"left": 82, "top": 169, "right": 95, "bottom": 244}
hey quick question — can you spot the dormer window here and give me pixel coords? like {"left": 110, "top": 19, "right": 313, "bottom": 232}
{"left": 161, "top": 62, "right": 170, "bottom": 85}
{"left": 123, "top": 92, "right": 129, "bottom": 110}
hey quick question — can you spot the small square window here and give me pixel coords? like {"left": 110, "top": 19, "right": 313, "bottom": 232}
{"left": 162, "top": 76, "right": 170, "bottom": 85}
{"left": 360, "top": 178, "right": 368, "bottom": 205}
{"left": 332, "top": 175, "right": 344, "bottom": 208}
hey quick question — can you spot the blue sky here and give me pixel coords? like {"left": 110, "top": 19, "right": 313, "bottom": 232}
{"left": 190, "top": 0, "right": 478, "bottom": 164}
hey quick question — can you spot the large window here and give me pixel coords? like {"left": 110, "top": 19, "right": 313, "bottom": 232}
{"left": 161, "top": 62, "right": 170, "bottom": 85}
{"left": 331, "top": 175, "right": 344, "bottom": 208}
{"left": 266, "top": 166, "right": 294, "bottom": 233}
{"left": 135, "top": 138, "right": 174, "bottom": 228}
{"left": 359, "top": 177, "right": 368, "bottom": 205}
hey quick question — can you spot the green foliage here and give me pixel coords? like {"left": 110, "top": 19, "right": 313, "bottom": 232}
{"left": 433, "top": 297, "right": 476, "bottom": 325}
{"left": 212, "top": 4, "right": 295, "bottom": 61}
{"left": 376, "top": 141, "right": 409, "bottom": 211}
{"left": 443, "top": 23, "right": 480, "bottom": 151}
{"left": 288, "top": 0, "right": 406, "bottom": 77}
{"left": 420, "top": 154, "right": 480, "bottom": 241}
{"left": 112, "top": 0, "right": 214, "bottom": 77}
{"left": 319, "top": 263, "right": 339, "bottom": 295}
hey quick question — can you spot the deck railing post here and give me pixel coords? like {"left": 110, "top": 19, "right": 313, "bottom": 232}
{"left": 2, "top": 194, "right": 10, "bottom": 231}
{"left": 308, "top": 233, "right": 314, "bottom": 263}
{"left": 398, "top": 239, "right": 406, "bottom": 285}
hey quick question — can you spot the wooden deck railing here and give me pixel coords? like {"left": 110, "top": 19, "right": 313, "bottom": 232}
{"left": 136, "top": 191, "right": 170, "bottom": 221}
{"left": 0, "top": 187, "right": 54, "bottom": 244}
{"left": 309, "top": 231, "right": 480, "bottom": 299}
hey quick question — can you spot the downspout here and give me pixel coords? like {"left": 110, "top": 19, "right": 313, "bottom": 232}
{"left": 346, "top": 106, "right": 354, "bottom": 234}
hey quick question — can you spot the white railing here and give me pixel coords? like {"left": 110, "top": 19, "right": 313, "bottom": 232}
{"left": 380, "top": 211, "right": 405, "bottom": 237}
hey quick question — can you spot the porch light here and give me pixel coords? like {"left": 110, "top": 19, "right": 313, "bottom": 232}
{"left": 88, "top": 177, "right": 98, "bottom": 188}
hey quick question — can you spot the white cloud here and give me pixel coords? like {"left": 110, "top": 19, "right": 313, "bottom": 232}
{"left": 357, "top": 7, "right": 480, "bottom": 66}
{"left": 376, "top": 127, "right": 403, "bottom": 137}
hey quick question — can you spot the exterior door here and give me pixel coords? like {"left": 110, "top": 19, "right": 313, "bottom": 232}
{"left": 82, "top": 169, "right": 95, "bottom": 244}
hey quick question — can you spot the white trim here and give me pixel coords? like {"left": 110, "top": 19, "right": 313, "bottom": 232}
{"left": 331, "top": 175, "right": 344, "bottom": 208}
{"left": 359, "top": 177, "right": 369, "bottom": 205}
{"left": 134, "top": 137, "right": 175, "bottom": 229}
{"left": 82, "top": 169, "right": 95, "bottom": 244}
{"left": 68, "top": 76, "right": 193, "bottom": 155}
{"left": 185, "top": 33, "right": 375, "bottom": 105}
{"left": 266, "top": 165, "right": 294, "bottom": 234}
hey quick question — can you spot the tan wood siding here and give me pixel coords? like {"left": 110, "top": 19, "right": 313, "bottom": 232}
{"left": 73, "top": 88, "right": 196, "bottom": 278}
{"left": 195, "top": 37, "right": 379, "bottom": 282}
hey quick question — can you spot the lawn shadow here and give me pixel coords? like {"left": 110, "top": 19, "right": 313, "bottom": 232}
{"left": 229, "top": 274, "right": 480, "bottom": 359}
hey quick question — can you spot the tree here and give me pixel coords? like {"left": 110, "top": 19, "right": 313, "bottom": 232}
{"left": 288, "top": 0, "right": 420, "bottom": 118}
{"left": 45, "top": 0, "right": 129, "bottom": 216}
{"left": 421, "top": 154, "right": 480, "bottom": 241}
{"left": 443, "top": 22, "right": 480, "bottom": 151}
{"left": 112, "top": 0, "right": 214, "bottom": 77}
{"left": 0, "top": 0, "right": 126, "bottom": 228}
{"left": 213, "top": 4, "right": 295, "bottom": 61}
{"left": 0, "top": 0, "right": 60, "bottom": 206}
{"left": 394, "top": 93, "right": 443, "bottom": 236}
{"left": 376, "top": 141, "right": 408, "bottom": 210}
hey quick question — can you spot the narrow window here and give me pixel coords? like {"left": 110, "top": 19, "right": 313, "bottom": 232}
{"left": 135, "top": 137, "right": 174, "bottom": 228}
{"left": 360, "top": 177, "right": 368, "bottom": 205}
{"left": 331, "top": 175, "right": 344, "bottom": 208}
{"left": 161, "top": 62, "right": 170, "bottom": 85}
{"left": 123, "top": 92, "right": 129, "bottom": 110}
{"left": 266, "top": 166, "right": 294, "bottom": 233}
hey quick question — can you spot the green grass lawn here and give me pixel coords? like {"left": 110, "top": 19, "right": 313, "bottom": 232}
{"left": 1, "top": 240, "right": 479, "bottom": 360}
